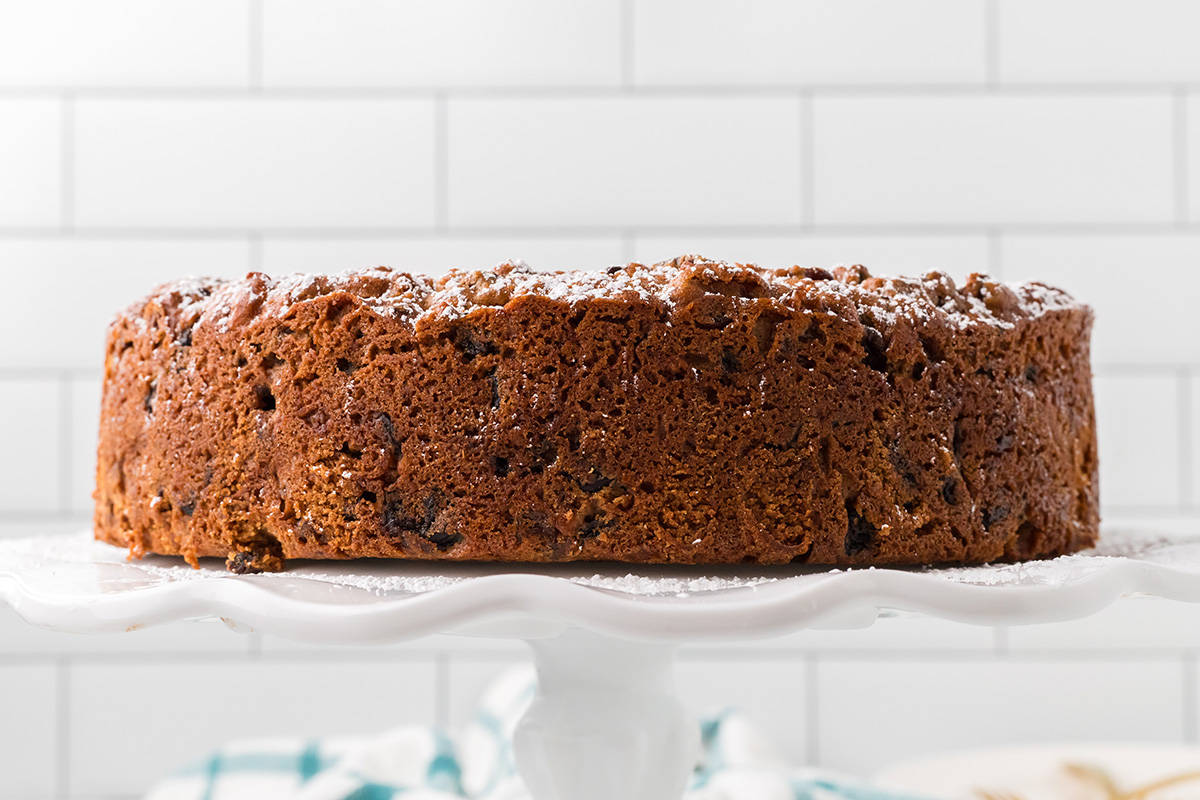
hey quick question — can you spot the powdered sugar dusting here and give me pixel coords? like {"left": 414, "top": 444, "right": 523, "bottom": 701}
{"left": 121, "top": 257, "right": 1086, "bottom": 341}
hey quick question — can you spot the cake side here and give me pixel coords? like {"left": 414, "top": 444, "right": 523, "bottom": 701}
{"left": 93, "top": 257, "right": 1098, "bottom": 572}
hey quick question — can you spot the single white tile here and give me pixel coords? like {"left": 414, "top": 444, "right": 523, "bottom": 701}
{"left": 0, "top": 0, "right": 249, "bottom": 88}
{"left": 1000, "top": 235, "right": 1200, "bottom": 366}
{"left": 635, "top": 0, "right": 985, "bottom": 86}
{"left": 1094, "top": 374, "right": 1182, "bottom": 510}
{"left": 818, "top": 658, "right": 1185, "bottom": 775}
{"left": 0, "top": 379, "right": 62, "bottom": 512}
{"left": 448, "top": 97, "right": 804, "bottom": 227}
{"left": 263, "top": 0, "right": 620, "bottom": 87}
{"left": 0, "top": 606, "right": 252, "bottom": 656}
{"left": 675, "top": 658, "right": 808, "bottom": 763}
{"left": 0, "top": 664, "right": 58, "bottom": 797}
{"left": 69, "top": 658, "right": 438, "bottom": 795}
{"left": 1006, "top": 596, "right": 1200, "bottom": 650}
{"left": 632, "top": 234, "right": 990, "bottom": 280}
{"left": 69, "top": 375, "right": 103, "bottom": 514}
{"left": 75, "top": 98, "right": 436, "bottom": 228}
{"left": 260, "top": 236, "right": 626, "bottom": 277}
{"left": 813, "top": 96, "right": 1174, "bottom": 225}
{"left": 999, "top": 0, "right": 1200, "bottom": 83}
{"left": 0, "top": 99, "right": 60, "bottom": 225}
{"left": 0, "top": 239, "right": 251, "bottom": 369}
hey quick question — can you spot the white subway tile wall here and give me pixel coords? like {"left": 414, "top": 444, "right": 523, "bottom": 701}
{"left": 1092, "top": 373, "right": 1182, "bottom": 509}
{"left": 262, "top": 0, "right": 623, "bottom": 88}
{"left": 0, "top": 379, "right": 64, "bottom": 513}
{"left": 816, "top": 659, "right": 1187, "bottom": 774}
{"left": 68, "top": 660, "right": 438, "bottom": 796}
{"left": 0, "top": 99, "right": 61, "bottom": 226}
{"left": 812, "top": 95, "right": 1175, "bottom": 225}
{"left": 0, "top": 664, "right": 60, "bottom": 798}
{"left": 633, "top": 0, "right": 987, "bottom": 86}
{"left": 997, "top": 0, "right": 1200, "bottom": 83}
{"left": 999, "top": 235, "right": 1200, "bottom": 365}
{"left": 75, "top": 98, "right": 438, "bottom": 228}
{"left": 0, "top": 242, "right": 251, "bottom": 368}
{"left": 0, "top": 1, "right": 250, "bottom": 88}
{"left": 446, "top": 96, "right": 805, "bottom": 226}
{"left": 0, "top": 1, "right": 1197, "bottom": 797}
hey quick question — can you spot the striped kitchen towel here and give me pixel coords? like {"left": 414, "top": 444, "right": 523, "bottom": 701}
{"left": 146, "top": 666, "right": 927, "bottom": 800}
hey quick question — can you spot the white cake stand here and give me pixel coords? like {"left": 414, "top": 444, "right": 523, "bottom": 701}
{"left": 3, "top": 529, "right": 1200, "bottom": 800}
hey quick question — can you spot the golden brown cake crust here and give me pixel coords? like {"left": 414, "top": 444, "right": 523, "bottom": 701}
{"left": 93, "top": 257, "right": 1098, "bottom": 573}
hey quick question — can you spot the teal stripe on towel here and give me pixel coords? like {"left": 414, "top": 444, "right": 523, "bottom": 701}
{"left": 427, "top": 730, "right": 464, "bottom": 793}
{"left": 344, "top": 784, "right": 399, "bottom": 800}
{"left": 299, "top": 740, "right": 322, "bottom": 781}
{"left": 199, "top": 752, "right": 221, "bottom": 800}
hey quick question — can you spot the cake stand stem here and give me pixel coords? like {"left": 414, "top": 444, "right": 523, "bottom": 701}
{"left": 513, "top": 628, "right": 699, "bottom": 800}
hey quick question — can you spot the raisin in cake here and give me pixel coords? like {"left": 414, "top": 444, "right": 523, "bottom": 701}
{"left": 94, "top": 257, "right": 1098, "bottom": 573}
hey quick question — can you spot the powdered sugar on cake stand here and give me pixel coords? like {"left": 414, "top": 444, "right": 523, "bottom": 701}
{"left": 3, "top": 526, "right": 1199, "bottom": 800}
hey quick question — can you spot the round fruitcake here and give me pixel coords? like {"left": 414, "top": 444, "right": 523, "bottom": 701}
{"left": 94, "top": 257, "right": 1098, "bottom": 573}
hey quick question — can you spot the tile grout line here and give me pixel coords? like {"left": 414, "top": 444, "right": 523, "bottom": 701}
{"left": 0, "top": 367, "right": 102, "bottom": 379}
{"left": 248, "top": 231, "right": 263, "bottom": 272}
{"left": 4, "top": 222, "right": 1200, "bottom": 238}
{"left": 1184, "top": 652, "right": 1198, "bottom": 743}
{"left": 1181, "top": 370, "right": 1194, "bottom": 508}
{"left": 986, "top": 228, "right": 1002, "bottom": 278}
{"left": 248, "top": 0, "right": 264, "bottom": 90}
{"left": 800, "top": 91, "right": 814, "bottom": 226}
{"left": 993, "top": 626, "right": 1009, "bottom": 657}
{"left": 984, "top": 0, "right": 999, "bottom": 88}
{"left": 1094, "top": 363, "right": 1200, "bottom": 377}
{"left": 4, "top": 648, "right": 1199, "bottom": 668}
{"left": 434, "top": 92, "right": 449, "bottom": 232}
{"left": 620, "top": 229, "right": 637, "bottom": 262}
{"left": 804, "top": 653, "right": 820, "bottom": 765}
{"left": 0, "top": 512, "right": 93, "bottom": 525}
{"left": 435, "top": 652, "right": 451, "bottom": 730}
{"left": 55, "top": 656, "right": 70, "bottom": 800}
{"left": 620, "top": 0, "right": 635, "bottom": 88}
{"left": 6, "top": 84, "right": 1199, "bottom": 98}
{"left": 60, "top": 93, "right": 75, "bottom": 231}
{"left": 58, "top": 375, "right": 73, "bottom": 514}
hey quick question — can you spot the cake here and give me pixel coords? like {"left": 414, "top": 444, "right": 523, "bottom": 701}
{"left": 93, "top": 257, "right": 1098, "bottom": 573}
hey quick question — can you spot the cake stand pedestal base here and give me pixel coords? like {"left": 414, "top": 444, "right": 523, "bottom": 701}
{"left": 515, "top": 629, "right": 698, "bottom": 800}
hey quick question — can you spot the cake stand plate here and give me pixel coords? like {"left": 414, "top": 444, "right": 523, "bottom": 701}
{"left": 3, "top": 529, "right": 1200, "bottom": 800}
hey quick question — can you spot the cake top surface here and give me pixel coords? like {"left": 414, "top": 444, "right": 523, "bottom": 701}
{"left": 132, "top": 255, "right": 1085, "bottom": 335}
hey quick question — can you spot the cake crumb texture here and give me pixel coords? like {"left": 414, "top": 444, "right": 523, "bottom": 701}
{"left": 93, "top": 256, "right": 1098, "bottom": 572}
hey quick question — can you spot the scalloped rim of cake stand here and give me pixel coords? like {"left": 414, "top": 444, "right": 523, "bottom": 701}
{"left": 6, "top": 530, "right": 1200, "bottom": 800}
{"left": 2, "top": 530, "right": 1200, "bottom": 644}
